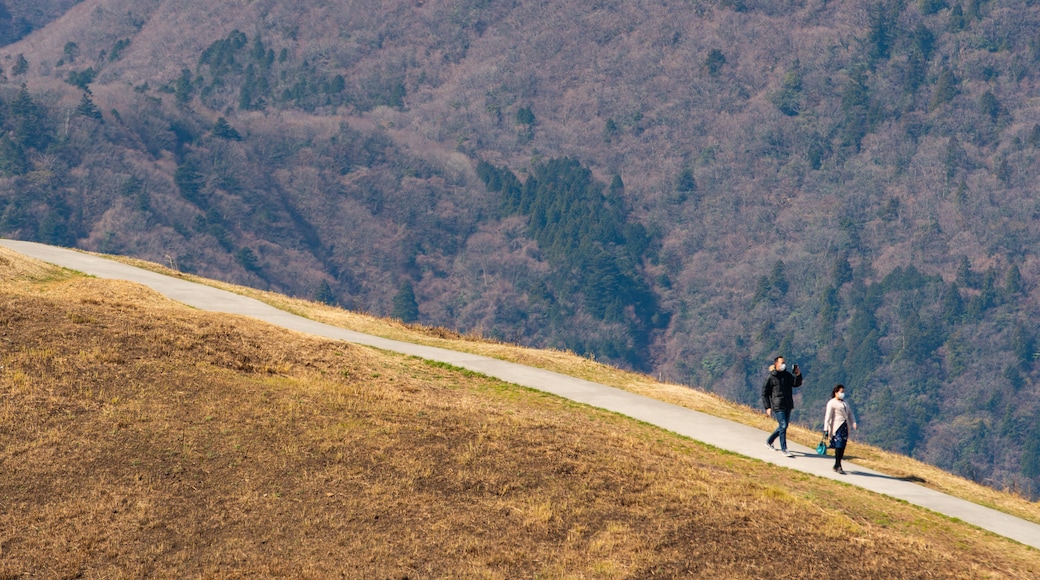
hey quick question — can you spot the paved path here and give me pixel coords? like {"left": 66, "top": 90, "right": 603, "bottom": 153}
{"left": 3, "top": 239, "right": 1040, "bottom": 549}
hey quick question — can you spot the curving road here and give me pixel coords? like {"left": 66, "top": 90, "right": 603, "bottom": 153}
{"left": 3, "top": 238, "right": 1039, "bottom": 549}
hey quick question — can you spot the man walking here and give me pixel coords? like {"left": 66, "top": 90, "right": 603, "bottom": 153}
{"left": 763, "top": 355, "right": 802, "bottom": 457}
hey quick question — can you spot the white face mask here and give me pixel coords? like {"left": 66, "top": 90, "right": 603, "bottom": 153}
{"left": 776, "top": 363, "right": 786, "bottom": 372}
{"left": 837, "top": 392, "right": 846, "bottom": 400}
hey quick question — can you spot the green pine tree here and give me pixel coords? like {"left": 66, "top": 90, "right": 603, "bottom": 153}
{"left": 1005, "top": 264, "right": 1023, "bottom": 295}
{"left": 392, "top": 282, "right": 420, "bottom": 322}
{"left": 314, "top": 280, "right": 337, "bottom": 305}
{"left": 705, "top": 48, "right": 726, "bottom": 77}
{"left": 75, "top": 92, "right": 103, "bottom": 121}
{"left": 235, "top": 247, "right": 260, "bottom": 273}
{"left": 676, "top": 168, "right": 697, "bottom": 193}
{"left": 212, "top": 117, "right": 242, "bottom": 140}
{"left": 12, "top": 53, "right": 27, "bottom": 76}
{"left": 175, "top": 69, "right": 193, "bottom": 106}
{"left": 929, "top": 67, "right": 959, "bottom": 111}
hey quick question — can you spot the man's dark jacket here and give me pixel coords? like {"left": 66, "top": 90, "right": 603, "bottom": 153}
{"left": 762, "top": 367, "right": 803, "bottom": 412}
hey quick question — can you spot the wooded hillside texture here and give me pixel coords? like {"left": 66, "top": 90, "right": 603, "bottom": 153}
{"left": 2, "top": 0, "right": 1040, "bottom": 496}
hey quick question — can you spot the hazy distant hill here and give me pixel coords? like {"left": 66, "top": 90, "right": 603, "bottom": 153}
{"left": 2, "top": 0, "right": 1040, "bottom": 496}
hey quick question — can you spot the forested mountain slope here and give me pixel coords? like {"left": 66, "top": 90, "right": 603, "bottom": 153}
{"left": 2, "top": 0, "right": 1040, "bottom": 496}
{"left": 0, "top": 0, "right": 80, "bottom": 47}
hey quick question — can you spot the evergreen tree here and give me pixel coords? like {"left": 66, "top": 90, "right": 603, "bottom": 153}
{"left": 768, "top": 260, "right": 789, "bottom": 296}
{"left": 756, "top": 319, "right": 780, "bottom": 356}
{"left": 11, "top": 53, "right": 26, "bottom": 76}
{"left": 212, "top": 116, "right": 242, "bottom": 140}
{"left": 109, "top": 38, "right": 131, "bottom": 61}
{"left": 63, "top": 41, "right": 78, "bottom": 64}
{"left": 516, "top": 106, "right": 535, "bottom": 126}
{"left": 901, "top": 310, "right": 940, "bottom": 364}
{"left": 175, "top": 69, "right": 193, "bottom": 106}
{"left": 948, "top": 3, "right": 966, "bottom": 31}
{"left": 845, "top": 329, "right": 880, "bottom": 385}
{"left": 942, "top": 283, "right": 964, "bottom": 325}
{"left": 841, "top": 67, "right": 871, "bottom": 149}
{"left": 1021, "top": 419, "right": 1040, "bottom": 479}
{"left": 919, "top": 0, "right": 947, "bottom": 16}
{"left": 239, "top": 64, "right": 256, "bottom": 110}
{"left": 965, "top": 0, "right": 983, "bottom": 19}
{"left": 75, "top": 92, "right": 102, "bottom": 121}
{"left": 1005, "top": 264, "right": 1023, "bottom": 296}
{"left": 608, "top": 174, "right": 625, "bottom": 200}
{"left": 770, "top": 69, "right": 802, "bottom": 116}
{"left": 0, "top": 134, "right": 26, "bottom": 176}
{"left": 65, "top": 67, "right": 96, "bottom": 90}
{"left": 676, "top": 168, "right": 697, "bottom": 193}
{"left": 944, "top": 136, "right": 965, "bottom": 180}
{"left": 705, "top": 48, "right": 726, "bottom": 77}
{"left": 979, "top": 91, "right": 1002, "bottom": 122}
{"left": 1011, "top": 323, "right": 1035, "bottom": 370}
{"left": 251, "top": 33, "right": 266, "bottom": 61}
{"left": 174, "top": 159, "right": 206, "bottom": 206}
{"left": 10, "top": 84, "right": 48, "bottom": 150}
{"left": 235, "top": 247, "right": 260, "bottom": 273}
{"left": 819, "top": 285, "right": 841, "bottom": 328}
{"left": 904, "top": 51, "right": 928, "bottom": 95}
{"left": 929, "top": 67, "right": 959, "bottom": 111}
{"left": 955, "top": 256, "right": 975, "bottom": 288}
{"left": 329, "top": 75, "right": 346, "bottom": 94}
{"left": 392, "top": 282, "right": 420, "bottom": 322}
{"left": 314, "top": 280, "right": 337, "bottom": 305}
{"left": 966, "top": 270, "right": 999, "bottom": 320}
{"left": 904, "top": 24, "right": 935, "bottom": 94}
{"left": 476, "top": 157, "right": 661, "bottom": 368}
{"left": 752, "top": 275, "right": 772, "bottom": 304}
{"left": 832, "top": 254, "right": 854, "bottom": 286}
{"left": 866, "top": 2, "right": 896, "bottom": 63}
{"left": 807, "top": 139, "right": 827, "bottom": 170}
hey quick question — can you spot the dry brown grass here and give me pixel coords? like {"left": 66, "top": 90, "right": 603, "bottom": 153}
{"left": 5, "top": 254, "right": 1037, "bottom": 579}
{"left": 1, "top": 251, "right": 1035, "bottom": 577}
{"left": 107, "top": 252, "right": 1040, "bottom": 529}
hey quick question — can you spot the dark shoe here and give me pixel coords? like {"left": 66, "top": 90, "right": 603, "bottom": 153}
{"left": 834, "top": 466, "right": 846, "bottom": 475}
{"left": 782, "top": 449, "right": 794, "bottom": 457}
{"left": 765, "top": 442, "right": 777, "bottom": 451}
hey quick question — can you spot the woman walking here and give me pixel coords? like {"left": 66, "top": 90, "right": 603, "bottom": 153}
{"left": 824, "top": 384, "right": 857, "bottom": 474}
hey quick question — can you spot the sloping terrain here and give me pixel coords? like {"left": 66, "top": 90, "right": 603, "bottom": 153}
{"left": 0, "top": 0, "right": 79, "bottom": 47}
{"left": 105, "top": 245, "right": 1040, "bottom": 530}
{"left": 3, "top": 248, "right": 1040, "bottom": 577}
{"left": 0, "top": 0, "right": 1039, "bottom": 496}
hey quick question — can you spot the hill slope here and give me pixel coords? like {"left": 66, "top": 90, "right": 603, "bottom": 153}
{"left": 1, "top": 247, "right": 1039, "bottom": 576}
{"left": 1, "top": 0, "right": 1040, "bottom": 495}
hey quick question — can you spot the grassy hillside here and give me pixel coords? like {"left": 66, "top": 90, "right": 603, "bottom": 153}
{"left": 2, "top": 247, "right": 1039, "bottom": 577}
{"left": 112, "top": 250, "right": 1040, "bottom": 529}
{"left": 3, "top": 0, "right": 1040, "bottom": 496}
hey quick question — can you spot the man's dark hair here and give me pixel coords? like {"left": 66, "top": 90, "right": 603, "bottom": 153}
{"left": 774, "top": 355, "right": 784, "bottom": 363}
{"left": 832, "top": 384, "right": 845, "bottom": 396}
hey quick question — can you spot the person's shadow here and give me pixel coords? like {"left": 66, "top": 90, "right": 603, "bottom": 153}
{"left": 844, "top": 469, "right": 927, "bottom": 483}
{"left": 803, "top": 451, "right": 927, "bottom": 483}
